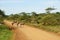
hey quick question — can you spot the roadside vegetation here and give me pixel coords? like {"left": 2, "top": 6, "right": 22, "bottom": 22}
{"left": 0, "top": 10, "right": 13, "bottom": 40}
{"left": 0, "top": 25, "right": 13, "bottom": 40}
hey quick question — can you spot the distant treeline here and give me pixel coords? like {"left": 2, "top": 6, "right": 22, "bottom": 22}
{"left": 0, "top": 7, "right": 60, "bottom": 26}
{"left": 7, "top": 12, "right": 60, "bottom": 26}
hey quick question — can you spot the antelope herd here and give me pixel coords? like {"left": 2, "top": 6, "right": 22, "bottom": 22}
{"left": 12, "top": 20, "right": 25, "bottom": 28}
{"left": 3, "top": 20, "right": 25, "bottom": 30}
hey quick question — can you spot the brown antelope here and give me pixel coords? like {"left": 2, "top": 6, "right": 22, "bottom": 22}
{"left": 12, "top": 20, "right": 17, "bottom": 26}
{"left": 20, "top": 23, "right": 25, "bottom": 27}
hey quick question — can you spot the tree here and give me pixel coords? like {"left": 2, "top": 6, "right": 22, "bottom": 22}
{"left": 31, "top": 12, "right": 38, "bottom": 23}
{"left": 0, "top": 10, "right": 5, "bottom": 17}
{"left": 0, "top": 10, "right": 6, "bottom": 23}
{"left": 56, "top": 12, "right": 60, "bottom": 14}
{"left": 45, "top": 7, "right": 55, "bottom": 13}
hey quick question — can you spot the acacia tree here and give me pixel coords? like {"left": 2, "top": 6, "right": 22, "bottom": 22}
{"left": 45, "top": 7, "right": 55, "bottom": 13}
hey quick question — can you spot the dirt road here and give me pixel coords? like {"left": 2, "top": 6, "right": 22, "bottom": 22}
{"left": 4, "top": 20, "right": 60, "bottom": 40}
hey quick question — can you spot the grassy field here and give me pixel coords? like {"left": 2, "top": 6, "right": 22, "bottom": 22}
{"left": 0, "top": 24, "right": 13, "bottom": 40}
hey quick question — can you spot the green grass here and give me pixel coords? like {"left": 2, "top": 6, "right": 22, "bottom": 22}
{"left": 0, "top": 25, "right": 13, "bottom": 40}
{"left": 39, "top": 25, "right": 60, "bottom": 33}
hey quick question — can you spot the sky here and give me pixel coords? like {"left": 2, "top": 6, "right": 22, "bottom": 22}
{"left": 0, "top": 0, "right": 60, "bottom": 15}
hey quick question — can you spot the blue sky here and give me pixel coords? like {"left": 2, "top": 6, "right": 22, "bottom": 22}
{"left": 0, "top": 0, "right": 60, "bottom": 15}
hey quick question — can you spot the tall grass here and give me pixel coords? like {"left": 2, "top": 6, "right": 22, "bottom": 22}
{"left": 26, "top": 23, "right": 60, "bottom": 34}
{"left": 0, "top": 25, "right": 13, "bottom": 40}
{"left": 39, "top": 25, "right": 60, "bottom": 33}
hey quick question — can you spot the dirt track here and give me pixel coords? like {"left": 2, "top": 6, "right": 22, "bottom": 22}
{"left": 4, "top": 20, "right": 60, "bottom": 40}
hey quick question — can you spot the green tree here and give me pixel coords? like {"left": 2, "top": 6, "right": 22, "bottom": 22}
{"left": 45, "top": 7, "right": 55, "bottom": 14}
{"left": 0, "top": 10, "right": 6, "bottom": 23}
{"left": 31, "top": 12, "right": 38, "bottom": 24}
{"left": 0, "top": 10, "right": 5, "bottom": 17}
